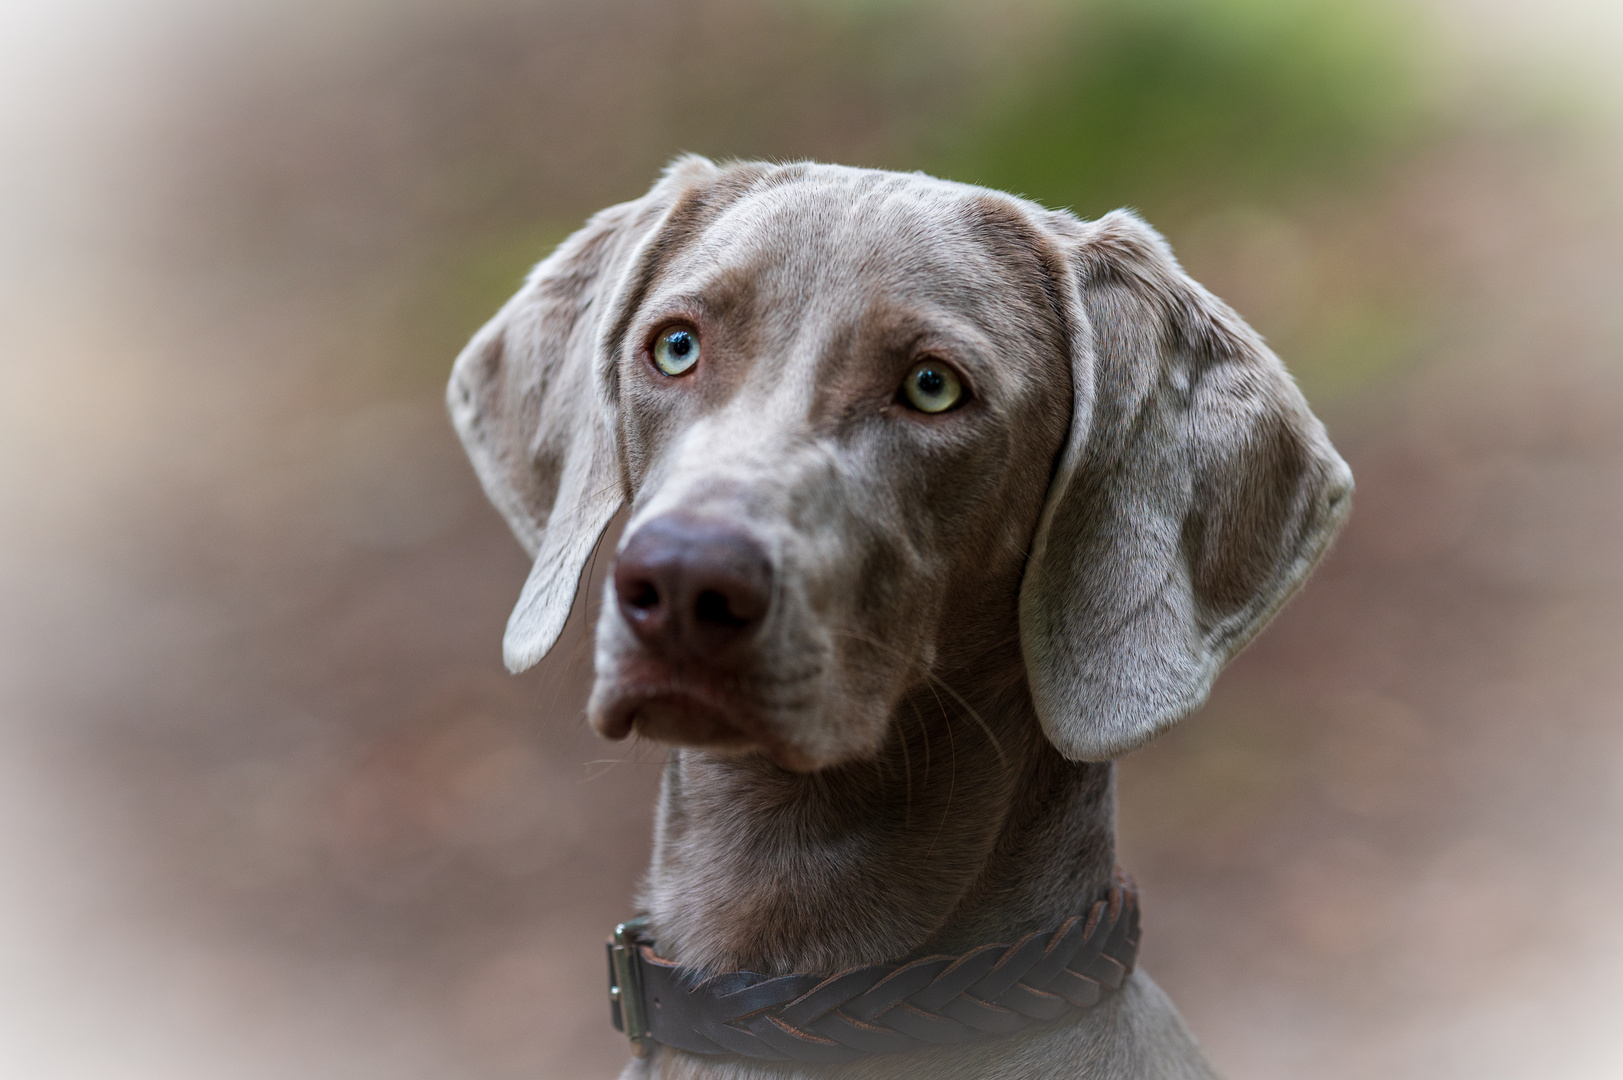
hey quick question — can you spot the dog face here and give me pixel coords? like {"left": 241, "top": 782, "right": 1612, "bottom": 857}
{"left": 449, "top": 158, "right": 1352, "bottom": 771}
{"left": 591, "top": 168, "right": 1074, "bottom": 770}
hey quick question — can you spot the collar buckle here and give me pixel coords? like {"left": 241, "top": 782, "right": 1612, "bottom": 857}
{"left": 606, "top": 915, "right": 653, "bottom": 1058}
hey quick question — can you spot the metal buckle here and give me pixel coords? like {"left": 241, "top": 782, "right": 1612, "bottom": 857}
{"left": 607, "top": 915, "right": 653, "bottom": 1058}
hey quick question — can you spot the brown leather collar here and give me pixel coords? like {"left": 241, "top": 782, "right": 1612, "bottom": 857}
{"left": 607, "top": 869, "right": 1141, "bottom": 1064}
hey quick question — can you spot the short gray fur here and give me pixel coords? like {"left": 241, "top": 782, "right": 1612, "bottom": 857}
{"left": 448, "top": 158, "right": 1352, "bottom": 1078}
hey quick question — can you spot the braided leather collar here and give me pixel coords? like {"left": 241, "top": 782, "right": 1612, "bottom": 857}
{"left": 607, "top": 869, "right": 1140, "bottom": 1064}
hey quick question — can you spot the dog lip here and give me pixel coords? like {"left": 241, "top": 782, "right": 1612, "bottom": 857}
{"left": 633, "top": 693, "right": 754, "bottom": 750}
{"left": 590, "top": 667, "right": 821, "bottom": 768}
{"left": 591, "top": 671, "right": 748, "bottom": 742}
{"left": 594, "top": 696, "right": 638, "bottom": 741}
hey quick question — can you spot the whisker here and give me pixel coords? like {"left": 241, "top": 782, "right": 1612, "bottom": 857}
{"left": 921, "top": 671, "right": 1008, "bottom": 768}
{"left": 907, "top": 694, "right": 932, "bottom": 794}
{"left": 580, "top": 758, "right": 622, "bottom": 783}
{"left": 897, "top": 700, "right": 913, "bottom": 829}
{"left": 924, "top": 683, "right": 956, "bottom": 863}
{"left": 830, "top": 629, "right": 1010, "bottom": 768}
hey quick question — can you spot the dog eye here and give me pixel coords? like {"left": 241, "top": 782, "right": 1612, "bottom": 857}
{"left": 899, "top": 360, "right": 964, "bottom": 413}
{"left": 652, "top": 325, "right": 700, "bottom": 376}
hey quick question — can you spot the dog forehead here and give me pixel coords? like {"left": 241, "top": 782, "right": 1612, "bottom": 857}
{"left": 665, "top": 167, "right": 1052, "bottom": 315}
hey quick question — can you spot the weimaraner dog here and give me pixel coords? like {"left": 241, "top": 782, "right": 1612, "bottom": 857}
{"left": 448, "top": 157, "right": 1352, "bottom": 1078}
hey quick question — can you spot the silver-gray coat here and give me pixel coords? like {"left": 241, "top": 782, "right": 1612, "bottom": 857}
{"left": 448, "top": 158, "right": 1353, "bottom": 1078}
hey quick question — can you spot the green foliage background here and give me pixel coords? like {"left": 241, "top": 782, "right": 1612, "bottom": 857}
{"left": 373, "top": 0, "right": 1440, "bottom": 405}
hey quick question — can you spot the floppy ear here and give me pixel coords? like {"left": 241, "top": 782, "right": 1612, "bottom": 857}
{"left": 447, "top": 155, "right": 719, "bottom": 673}
{"left": 1019, "top": 210, "right": 1353, "bottom": 761}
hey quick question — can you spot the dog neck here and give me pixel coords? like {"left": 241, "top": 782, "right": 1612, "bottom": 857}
{"left": 639, "top": 680, "right": 1118, "bottom": 978}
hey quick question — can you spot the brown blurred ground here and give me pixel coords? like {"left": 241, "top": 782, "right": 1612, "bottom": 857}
{"left": 2, "top": 2, "right": 1622, "bottom": 1078}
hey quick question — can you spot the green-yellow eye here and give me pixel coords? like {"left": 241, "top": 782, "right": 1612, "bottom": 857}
{"left": 900, "top": 360, "right": 964, "bottom": 413}
{"left": 652, "top": 325, "right": 700, "bottom": 376}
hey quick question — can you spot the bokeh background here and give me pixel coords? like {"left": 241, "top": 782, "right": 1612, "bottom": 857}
{"left": 3, "top": 0, "right": 1622, "bottom": 1077}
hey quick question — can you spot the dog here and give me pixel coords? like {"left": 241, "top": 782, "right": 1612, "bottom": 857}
{"left": 448, "top": 157, "right": 1352, "bottom": 1078}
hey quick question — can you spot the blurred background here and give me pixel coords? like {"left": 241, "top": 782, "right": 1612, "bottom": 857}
{"left": 3, "top": 0, "right": 1621, "bottom": 1076}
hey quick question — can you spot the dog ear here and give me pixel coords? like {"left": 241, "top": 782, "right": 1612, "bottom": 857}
{"left": 448, "top": 155, "right": 719, "bottom": 673}
{"left": 1019, "top": 210, "right": 1353, "bottom": 761}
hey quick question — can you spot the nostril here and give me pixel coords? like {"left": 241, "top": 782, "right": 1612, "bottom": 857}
{"left": 614, "top": 514, "right": 772, "bottom": 659}
{"left": 694, "top": 589, "right": 747, "bottom": 627}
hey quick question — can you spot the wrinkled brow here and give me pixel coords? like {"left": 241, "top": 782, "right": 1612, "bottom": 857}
{"left": 853, "top": 303, "right": 996, "bottom": 373}
{"left": 638, "top": 260, "right": 764, "bottom": 327}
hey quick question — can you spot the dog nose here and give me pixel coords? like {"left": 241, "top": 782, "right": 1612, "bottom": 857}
{"left": 614, "top": 514, "right": 772, "bottom": 662}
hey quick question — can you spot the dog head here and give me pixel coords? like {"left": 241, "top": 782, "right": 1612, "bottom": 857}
{"left": 449, "top": 157, "right": 1352, "bottom": 770}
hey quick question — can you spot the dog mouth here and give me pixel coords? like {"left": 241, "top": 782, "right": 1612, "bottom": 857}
{"left": 589, "top": 667, "right": 821, "bottom": 772}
